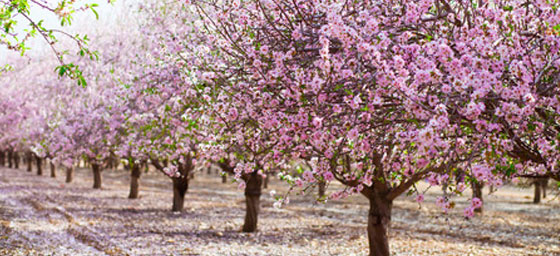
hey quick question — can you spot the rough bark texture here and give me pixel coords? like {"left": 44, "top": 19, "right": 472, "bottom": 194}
{"left": 129, "top": 163, "right": 141, "bottom": 199}
{"left": 363, "top": 189, "right": 393, "bottom": 256}
{"left": 242, "top": 172, "right": 263, "bottom": 232}
{"left": 36, "top": 156, "right": 43, "bottom": 176}
{"left": 151, "top": 156, "right": 193, "bottom": 212}
{"left": 66, "top": 166, "right": 74, "bottom": 183}
{"left": 50, "top": 162, "right": 56, "bottom": 178}
{"left": 171, "top": 156, "right": 193, "bottom": 212}
{"left": 472, "top": 181, "right": 484, "bottom": 213}
{"left": 533, "top": 180, "right": 542, "bottom": 204}
{"left": 171, "top": 178, "right": 188, "bottom": 211}
{"left": 92, "top": 164, "right": 102, "bottom": 189}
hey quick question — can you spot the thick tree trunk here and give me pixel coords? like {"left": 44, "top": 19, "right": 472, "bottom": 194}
{"left": 36, "top": 156, "right": 43, "bottom": 176}
{"left": 533, "top": 180, "right": 542, "bottom": 204}
{"left": 92, "top": 164, "right": 102, "bottom": 189}
{"left": 128, "top": 163, "right": 141, "bottom": 199}
{"left": 66, "top": 166, "right": 74, "bottom": 183}
{"left": 222, "top": 173, "right": 227, "bottom": 183}
{"left": 318, "top": 180, "right": 326, "bottom": 198}
{"left": 171, "top": 177, "right": 189, "bottom": 211}
{"left": 13, "top": 152, "right": 19, "bottom": 169}
{"left": 472, "top": 181, "right": 484, "bottom": 213}
{"left": 26, "top": 152, "right": 32, "bottom": 172}
{"left": 242, "top": 172, "right": 263, "bottom": 232}
{"left": 50, "top": 162, "right": 56, "bottom": 178}
{"left": 365, "top": 191, "right": 393, "bottom": 256}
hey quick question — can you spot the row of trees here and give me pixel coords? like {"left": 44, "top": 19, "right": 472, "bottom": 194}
{"left": 1, "top": 1, "right": 560, "bottom": 255}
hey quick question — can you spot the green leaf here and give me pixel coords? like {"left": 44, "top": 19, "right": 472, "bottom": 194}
{"left": 91, "top": 8, "right": 99, "bottom": 20}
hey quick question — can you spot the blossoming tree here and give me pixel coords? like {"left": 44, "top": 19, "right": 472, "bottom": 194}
{"left": 184, "top": 0, "right": 560, "bottom": 255}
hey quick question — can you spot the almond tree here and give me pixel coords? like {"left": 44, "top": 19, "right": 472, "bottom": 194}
{"left": 184, "top": 1, "right": 560, "bottom": 255}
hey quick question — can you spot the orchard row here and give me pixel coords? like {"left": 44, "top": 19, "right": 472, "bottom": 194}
{"left": 1, "top": 1, "right": 560, "bottom": 255}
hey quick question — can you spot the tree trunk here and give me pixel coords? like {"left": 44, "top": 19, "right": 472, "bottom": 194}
{"left": 242, "top": 172, "right": 263, "bottom": 232}
{"left": 13, "top": 152, "right": 19, "bottom": 169}
{"left": 365, "top": 191, "right": 393, "bottom": 256}
{"left": 533, "top": 180, "right": 542, "bottom": 204}
{"left": 128, "top": 163, "right": 141, "bottom": 199}
{"left": 92, "top": 164, "right": 102, "bottom": 189}
{"left": 171, "top": 177, "right": 189, "bottom": 211}
{"left": 36, "top": 156, "right": 43, "bottom": 176}
{"left": 66, "top": 166, "right": 74, "bottom": 183}
{"left": 0, "top": 151, "right": 4, "bottom": 167}
{"left": 7, "top": 151, "right": 13, "bottom": 168}
{"left": 26, "top": 152, "right": 32, "bottom": 172}
{"left": 472, "top": 181, "right": 484, "bottom": 213}
{"left": 541, "top": 178, "right": 548, "bottom": 199}
{"left": 50, "top": 162, "right": 56, "bottom": 178}
{"left": 318, "top": 180, "right": 326, "bottom": 198}
{"left": 222, "top": 173, "right": 227, "bottom": 184}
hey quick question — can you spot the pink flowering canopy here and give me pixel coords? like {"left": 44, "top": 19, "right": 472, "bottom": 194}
{"left": 182, "top": 0, "right": 560, "bottom": 214}
{"left": 0, "top": 0, "right": 559, "bottom": 255}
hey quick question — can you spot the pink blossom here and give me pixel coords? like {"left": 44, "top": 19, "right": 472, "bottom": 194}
{"left": 323, "top": 171, "right": 334, "bottom": 182}
{"left": 471, "top": 197, "right": 483, "bottom": 209}
{"left": 464, "top": 207, "right": 475, "bottom": 218}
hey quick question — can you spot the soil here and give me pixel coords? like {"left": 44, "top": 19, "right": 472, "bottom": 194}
{"left": 0, "top": 166, "right": 558, "bottom": 256}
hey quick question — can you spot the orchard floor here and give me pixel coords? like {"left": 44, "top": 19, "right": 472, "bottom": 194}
{"left": 0, "top": 166, "right": 559, "bottom": 256}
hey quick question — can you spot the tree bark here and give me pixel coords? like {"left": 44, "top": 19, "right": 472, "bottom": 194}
{"left": 50, "top": 161, "right": 56, "bottom": 178}
{"left": 365, "top": 190, "right": 393, "bottom": 256}
{"left": 13, "top": 152, "right": 19, "bottom": 169}
{"left": 26, "top": 152, "right": 32, "bottom": 172}
{"left": 36, "top": 156, "right": 43, "bottom": 176}
{"left": 222, "top": 173, "right": 227, "bottom": 183}
{"left": 171, "top": 177, "right": 189, "bottom": 211}
{"left": 66, "top": 166, "right": 74, "bottom": 183}
{"left": 533, "top": 180, "right": 542, "bottom": 204}
{"left": 318, "top": 180, "right": 326, "bottom": 198}
{"left": 7, "top": 151, "right": 13, "bottom": 168}
{"left": 472, "top": 181, "right": 484, "bottom": 213}
{"left": 129, "top": 163, "right": 141, "bottom": 199}
{"left": 0, "top": 151, "right": 4, "bottom": 167}
{"left": 541, "top": 178, "right": 548, "bottom": 199}
{"left": 92, "top": 164, "right": 102, "bottom": 189}
{"left": 242, "top": 172, "right": 263, "bottom": 232}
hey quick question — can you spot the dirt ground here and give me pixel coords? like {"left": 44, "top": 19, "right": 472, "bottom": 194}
{"left": 0, "top": 165, "right": 559, "bottom": 256}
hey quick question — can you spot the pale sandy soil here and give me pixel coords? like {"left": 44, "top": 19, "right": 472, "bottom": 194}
{"left": 0, "top": 166, "right": 559, "bottom": 256}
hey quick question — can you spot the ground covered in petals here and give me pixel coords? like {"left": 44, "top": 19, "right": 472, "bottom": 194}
{"left": 0, "top": 166, "right": 558, "bottom": 256}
